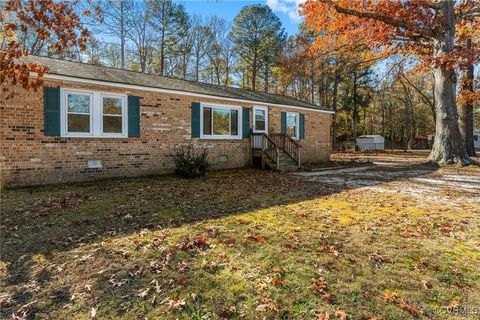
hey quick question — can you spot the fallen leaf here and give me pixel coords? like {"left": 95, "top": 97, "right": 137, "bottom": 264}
{"left": 166, "top": 298, "right": 185, "bottom": 310}
{"left": 178, "top": 278, "right": 187, "bottom": 286}
{"left": 322, "top": 292, "right": 333, "bottom": 303}
{"left": 136, "top": 288, "right": 150, "bottom": 299}
{"left": 247, "top": 235, "right": 267, "bottom": 242}
{"left": 150, "top": 279, "right": 161, "bottom": 293}
{"left": 335, "top": 310, "right": 348, "bottom": 320}
{"left": 272, "top": 278, "right": 283, "bottom": 286}
{"left": 381, "top": 291, "right": 399, "bottom": 303}
{"left": 399, "top": 300, "right": 417, "bottom": 316}
{"left": 318, "top": 312, "right": 330, "bottom": 320}
{"left": 90, "top": 307, "right": 97, "bottom": 318}
{"left": 256, "top": 304, "right": 269, "bottom": 312}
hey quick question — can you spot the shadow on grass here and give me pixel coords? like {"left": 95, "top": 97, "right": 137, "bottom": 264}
{"left": 0, "top": 162, "right": 439, "bottom": 317}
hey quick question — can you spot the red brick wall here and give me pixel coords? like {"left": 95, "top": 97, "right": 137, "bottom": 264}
{"left": 0, "top": 79, "right": 331, "bottom": 187}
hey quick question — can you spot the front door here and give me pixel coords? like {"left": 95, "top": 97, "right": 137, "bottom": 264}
{"left": 253, "top": 106, "right": 268, "bottom": 134}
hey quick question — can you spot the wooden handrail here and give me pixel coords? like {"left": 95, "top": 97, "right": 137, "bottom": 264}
{"left": 268, "top": 133, "right": 300, "bottom": 165}
{"left": 251, "top": 132, "right": 300, "bottom": 168}
{"left": 251, "top": 133, "right": 279, "bottom": 169}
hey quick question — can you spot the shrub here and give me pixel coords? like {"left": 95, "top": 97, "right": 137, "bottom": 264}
{"left": 172, "top": 144, "right": 210, "bottom": 178}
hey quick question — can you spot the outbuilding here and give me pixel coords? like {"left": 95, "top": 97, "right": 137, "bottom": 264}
{"left": 356, "top": 135, "right": 385, "bottom": 151}
{"left": 474, "top": 129, "right": 480, "bottom": 149}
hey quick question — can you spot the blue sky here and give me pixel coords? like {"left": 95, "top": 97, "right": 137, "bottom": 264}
{"left": 176, "top": 0, "right": 303, "bottom": 35}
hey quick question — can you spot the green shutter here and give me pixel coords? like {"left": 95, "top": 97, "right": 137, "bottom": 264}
{"left": 299, "top": 113, "right": 305, "bottom": 140}
{"left": 281, "top": 111, "right": 286, "bottom": 134}
{"left": 44, "top": 87, "right": 60, "bottom": 136}
{"left": 128, "top": 95, "right": 141, "bottom": 137}
{"left": 191, "top": 102, "right": 201, "bottom": 138}
{"left": 242, "top": 107, "right": 250, "bottom": 138}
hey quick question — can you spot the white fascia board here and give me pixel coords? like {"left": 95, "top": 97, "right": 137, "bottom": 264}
{"left": 40, "top": 74, "right": 335, "bottom": 114}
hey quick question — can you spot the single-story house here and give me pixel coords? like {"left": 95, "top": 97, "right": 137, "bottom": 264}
{"left": 0, "top": 56, "right": 333, "bottom": 188}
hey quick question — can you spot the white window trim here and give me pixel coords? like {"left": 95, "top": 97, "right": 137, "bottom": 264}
{"left": 286, "top": 111, "right": 300, "bottom": 140}
{"left": 253, "top": 106, "right": 268, "bottom": 134}
{"left": 60, "top": 88, "right": 128, "bottom": 138}
{"left": 199, "top": 102, "right": 242, "bottom": 140}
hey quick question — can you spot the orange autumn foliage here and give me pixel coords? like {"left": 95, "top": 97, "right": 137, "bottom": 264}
{"left": 0, "top": 0, "right": 97, "bottom": 91}
{"left": 300, "top": 0, "right": 480, "bottom": 69}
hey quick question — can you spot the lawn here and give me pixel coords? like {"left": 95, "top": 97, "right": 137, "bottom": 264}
{"left": 1, "top": 154, "right": 479, "bottom": 319}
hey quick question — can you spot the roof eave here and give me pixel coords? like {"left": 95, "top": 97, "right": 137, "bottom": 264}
{"left": 32, "top": 72, "right": 335, "bottom": 114}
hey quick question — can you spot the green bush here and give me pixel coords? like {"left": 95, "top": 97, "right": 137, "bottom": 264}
{"left": 172, "top": 144, "right": 210, "bottom": 178}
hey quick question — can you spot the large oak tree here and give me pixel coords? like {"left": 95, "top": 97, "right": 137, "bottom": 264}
{"left": 302, "top": 0, "right": 479, "bottom": 165}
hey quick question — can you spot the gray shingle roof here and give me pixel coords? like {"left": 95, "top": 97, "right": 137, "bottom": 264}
{"left": 26, "top": 55, "right": 331, "bottom": 112}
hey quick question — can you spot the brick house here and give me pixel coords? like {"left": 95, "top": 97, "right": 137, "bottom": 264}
{"left": 0, "top": 56, "right": 333, "bottom": 188}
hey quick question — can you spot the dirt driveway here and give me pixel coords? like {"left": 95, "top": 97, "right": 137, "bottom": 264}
{"left": 296, "top": 152, "right": 480, "bottom": 208}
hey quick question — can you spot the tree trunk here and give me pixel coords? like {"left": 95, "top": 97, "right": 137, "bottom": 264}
{"left": 310, "top": 58, "right": 315, "bottom": 104}
{"left": 331, "top": 72, "right": 339, "bottom": 150}
{"left": 428, "top": 34, "right": 472, "bottom": 165}
{"left": 252, "top": 55, "right": 257, "bottom": 91}
{"left": 381, "top": 102, "right": 385, "bottom": 138}
{"left": 352, "top": 70, "right": 358, "bottom": 149}
{"left": 195, "top": 50, "right": 200, "bottom": 82}
{"left": 120, "top": 1, "right": 125, "bottom": 69}
{"left": 264, "top": 63, "right": 269, "bottom": 93}
{"left": 159, "top": 3, "right": 166, "bottom": 76}
{"left": 458, "top": 39, "right": 476, "bottom": 157}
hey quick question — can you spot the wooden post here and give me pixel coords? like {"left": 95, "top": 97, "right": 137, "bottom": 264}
{"left": 276, "top": 147, "right": 280, "bottom": 170}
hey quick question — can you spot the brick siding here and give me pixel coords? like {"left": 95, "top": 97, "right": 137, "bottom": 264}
{"left": 0, "top": 79, "right": 331, "bottom": 187}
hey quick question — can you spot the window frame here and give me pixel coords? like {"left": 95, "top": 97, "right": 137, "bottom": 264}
{"left": 286, "top": 111, "right": 300, "bottom": 140}
{"left": 60, "top": 88, "right": 128, "bottom": 138}
{"left": 253, "top": 106, "right": 268, "bottom": 134}
{"left": 199, "top": 103, "right": 243, "bottom": 140}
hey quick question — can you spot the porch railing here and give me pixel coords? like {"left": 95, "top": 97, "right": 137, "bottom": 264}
{"left": 269, "top": 133, "right": 301, "bottom": 165}
{"left": 251, "top": 132, "right": 300, "bottom": 168}
{"left": 251, "top": 133, "right": 280, "bottom": 169}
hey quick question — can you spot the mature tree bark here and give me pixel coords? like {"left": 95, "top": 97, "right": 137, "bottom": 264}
{"left": 428, "top": 3, "right": 472, "bottom": 165}
{"left": 252, "top": 48, "right": 258, "bottom": 91}
{"left": 458, "top": 39, "right": 476, "bottom": 157}
{"left": 352, "top": 70, "right": 358, "bottom": 147}
{"left": 331, "top": 71, "right": 340, "bottom": 150}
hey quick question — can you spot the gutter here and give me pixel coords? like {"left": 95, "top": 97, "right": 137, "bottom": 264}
{"left": 32, "top": 73, "right": 335, "bottom": 115}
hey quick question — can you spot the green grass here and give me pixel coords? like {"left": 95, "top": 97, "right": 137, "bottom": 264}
{"left": 1, "top": 168, "right": 479, "bottom": 319}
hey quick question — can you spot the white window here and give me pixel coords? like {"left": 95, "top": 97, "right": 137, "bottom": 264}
{"left": 61, "top": 89, "right": 128, "bottom": 138}
{"left": 286, "top": 112, "right": 299, "bottom": 139}
{"left": 200, "top": 103, "right": 242, "bottom": 139}
{"left": 253, "top": 106, "right": 268, "bottom": 133}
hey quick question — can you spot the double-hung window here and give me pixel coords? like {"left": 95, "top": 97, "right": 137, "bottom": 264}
{"left": 253, "top": 106, "right": 268, "bottom": 133}
{"left": 286, "top": 112, "right": 299, "bottom": 139}
{"left": 66, "top": 92, "right": 92, "bottom": 133}
{"left": 201, "top": 103, "right": 242, "bottom": 139}
{"left": 61, "top": 89, "right": 127, "bottom": 138}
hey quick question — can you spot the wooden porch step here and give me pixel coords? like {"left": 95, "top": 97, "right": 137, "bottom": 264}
{"left": 251, "top": 132, "right": 300, "bottom": 171}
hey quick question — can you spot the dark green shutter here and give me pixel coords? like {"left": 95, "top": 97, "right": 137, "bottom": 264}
{"left": 191, "top": 102, "right": 201, "bottom": 138}
{"left": 281, "top": 111, "right": 286, "bottom": 134}
{"left": 44, "top": 87, "right": 60, "bottom": 136}
{"left": 299, "top": 113, "right": 305, "bottom": 140}
{"left": 128, "top": 95, "right": 141, "bottom": 137}
{"left": 242, "top": 107, "right": 250, "bottom": 138}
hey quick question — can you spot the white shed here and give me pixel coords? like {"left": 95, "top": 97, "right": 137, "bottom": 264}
{"left": 356, "top": 135, "right": 385, "bottom": 151}
{"left": 474, "top": 129, "right": 480, "bottom": 149}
